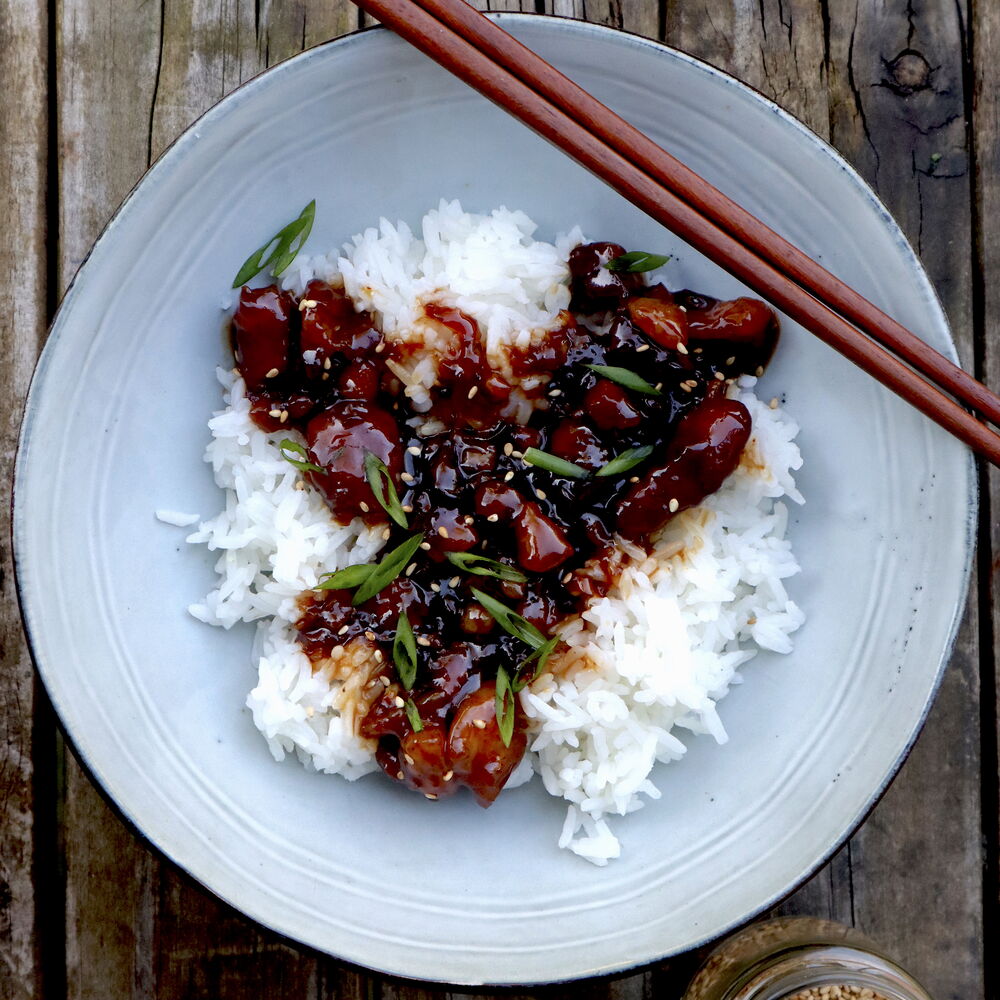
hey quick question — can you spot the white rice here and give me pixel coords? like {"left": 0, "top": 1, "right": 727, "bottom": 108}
{"left": 181, "top": 202, "right": 804, "bottom": 864}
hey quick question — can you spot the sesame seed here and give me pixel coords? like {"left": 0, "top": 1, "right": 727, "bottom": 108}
{"left": 323, "top": 356, "right": 332, "bottom": 370}
{"left": 374, "top": 340, "right": 386, "bottom": 353}
{"left": 265, "top": 367, "right": 279, "bottom": 378}
{"left": 464, "top": 515, "right": 474, "bottom": 524}
{"left": 635, "top": 343, "right": 650, "bottom": 352}
{"left": 394, "top": 697, "right": 406, "bottom": 709}
{"left": 381, "top": 675, "right": 391, "bottom": 686}
{"left": 726, "top": 356, "right": 736, "bottom": 366}
{"left": 467, "top": 385, "right": 479, "bottom": 399}
{"left": 678, "top": 304, "right": 687, "bottom": 312}
{"left": 562, "top": 573, "right": 572, "bottom": 583}
{"left": 406, "top": 562, "right": 417, "bottom": 576}
{"left": 321, "top": 372, "right": 329, "bottom": 380}
{"left": 756, "top": 366, "right": 765, "bottom": 376}
{"left": 668, "top": 498, "right": 679, "bottom": 513}
{"left": 680, "top": 383, "right": 692, "bottom": 393}
{"left": 298, "top": 298, "right": 318, "bottom": 310}
{"left": 337, "top": 624, "right": 349, "bottom": 635}
{"left": 417, "top": 636, "right": 431, "bottom": 647}
{"left": 359, "top": 501, "right": 370, "bottom": 513}
{"left": 395, "top": 771, "right": 404, "bottom": 780}
{"left": 420, "top": 542, "right": 431, "bottom": 551}
{"left": 548, "top": 388, "right": 562, "bottom": 397}
{"left": 449, "top": 576, "right": 460, "bottom": 588}
{"left": 407, "top": 445, "right": 421, "bottom": 455}
{"left": 425, "top": 793, "right": 438, "bottom": 800}
{"left": 401, "top": 504, "right": 413, "bottom": 513}
{"left": 676, "top": 342, "right": 689, "bottom": 355}
{"left": 747, "top": 616, "right": 757, "bottom": 625}
{"left": 430, "top": 583, "right": 441, "bottom": 593}
{"left": 374, "top": 650, "right": 384, "bottom": 662}
{"left": 504, "top": 471, "right": 514, "bottom": 482}
{"left": 487, "top": 513, "right": 499, "bottom": 522}
{"left": 511, "top": 450, "right": 523, "bottom": 459}
{"left": 365, "top": 630, "right": 376, "bottom": 641}
{"left": 694, "top": 347, "right": 703, "bottom": 354}
{"left": 401, "top": 472, "right": 415, "bottom": 483}
{"left": 438, "top": 525, "right": 449, "bottom": 538}
{"left": 629, "top": 476, "right": 639, "bottom": 483}
{"left": 473, "top": 719, "right": 487, "bottom": 729}
{"left": 503, "top": 442, "right": 513, "bottom": 456}
{"left": 294, "top": 481, "right": 305, "bottom": 491}
{"left": 382, "top": 527, "right": 391, "bottom": 540}
{"left": 404, "top": 753, "right": 415, "bottom": 765}
{"left": 268, "top": 408, "right": 282, "bottom": 418}
{"left": 686, "top": 379, "right": 699, "bottom": 388}
{"left": 655, "top": 382, "right": 663, "bottom": 391}
{"left": 536, "top": 489, "right": 547, "bottom": 501}
{"left": 279, "top": 410, "right": 289, "bottom": 423}
{"left": 715, "top": 371, "right": 725, "bottom": 381}
{"left": 443, "top": 770, "right": 454, "bottom": 782}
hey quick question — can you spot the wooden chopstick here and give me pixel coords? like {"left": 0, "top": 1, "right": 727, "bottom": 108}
{"left": 410, "top": 0, "right": 1000, "bottom": 431}
{"left": 353, "top": 0, "right": 1000, "bottom": 467}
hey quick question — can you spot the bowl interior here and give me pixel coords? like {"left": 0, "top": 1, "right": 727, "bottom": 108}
{"left": 15, "top": 16, "right": 973, "bottom": 985}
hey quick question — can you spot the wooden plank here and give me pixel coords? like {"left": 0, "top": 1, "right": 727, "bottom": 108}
{"left": 822, "top": 5, "right": 982, "bottom": 998}
{"left": 0, "top": 2, "right": 48, "bottom": 1000}
{"left": 971, "top": 0, "right": 1000, "bottom": 994}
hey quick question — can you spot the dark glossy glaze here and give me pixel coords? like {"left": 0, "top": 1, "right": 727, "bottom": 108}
{"left": 229, "top": 243, "right": 779, "bottom": 804}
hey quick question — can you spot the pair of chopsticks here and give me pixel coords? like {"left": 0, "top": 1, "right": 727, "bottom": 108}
{"left": 353, "top": 0, "right": 1000, "bottom": 467}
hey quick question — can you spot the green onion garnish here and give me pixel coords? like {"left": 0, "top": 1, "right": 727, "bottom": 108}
{"left": 393, "top": 610, "right": 418, "bottom": 691}
{"left": 597, "top": 445, "right": 655, "bottom": 478}
{"left": 233, "top": 200, "right": 316, "bottom": 288}
{"left": 352, "top": 533, "right": 425, "bottom": 606}
{"left": 495, "top": 666, "right": 516, "bottom": 748}
{"left": 278, "top": 439, "right": 325, "bottom": 474}
{"left": 445, "top": 551, "right": 527, "bottom": 583}
{"left": 511, "top": 635, "right": 560, "bottom": 691}
{"left": 364, "top": 451, "right": 408, "bottom": 528}
{"left": 471, "top": 588, "right": 547, "bottom": 649}
{"left": 607, "top": 250, "right": 670, "bottom": 273}
{"left": 586, "top": 364, "right": 662, "bottom": 397}
{"left": 316, "top": 563, "right": 374, "bottom": 591}
{"left": 404, "top": 699, "right": 424, "bottom": 734}
{"left": 522, "top": 447, "right": 588, "bottom": 479}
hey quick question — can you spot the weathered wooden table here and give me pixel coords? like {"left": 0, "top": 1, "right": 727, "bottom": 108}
{"left": 1, "top": 1, "right": 996, "bottom": 997}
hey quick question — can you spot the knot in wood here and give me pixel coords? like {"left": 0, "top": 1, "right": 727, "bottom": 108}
{"left": 886, "top": 49, "right": 932, "bottom": 95}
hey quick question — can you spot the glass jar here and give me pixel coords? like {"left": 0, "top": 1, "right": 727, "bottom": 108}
{"left": 682, "top": 917, "right": 934, "bottom": 1000}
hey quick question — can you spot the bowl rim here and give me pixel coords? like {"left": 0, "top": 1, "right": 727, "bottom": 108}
{"left": 13, "top": 13, "right": 977, "bottom": 986}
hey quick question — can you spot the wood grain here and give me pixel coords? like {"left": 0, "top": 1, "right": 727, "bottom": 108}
{"left": 4, "top": 0, "right": 991, "bottom": 997}
{"left": 0, "top": 3, "right": 48, "bottom": 1000}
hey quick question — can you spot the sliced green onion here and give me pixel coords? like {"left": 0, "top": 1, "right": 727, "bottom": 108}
{"left": 607, "top": 250, "right": 671, "bottom": 273}
{"left": 471, "top": 588, "right": 547, "bottom": 649}
{"left": 597, "top": 445, "right": 655, "bottom": 478}
{"left": 278, "top": 439, "right": 325, "bottom": 474}
{"left": 511, "top": 635, "right": 560, "bottom": 691}
{"left": 352, "top": 533, "right": 425, "bottom": 606}
{"left": 445, "top": 551, "right": 527, "bottom": 583}
{"left": 495, "top": 666, "right": 516, "bottom": 748}
{"left": 404, "top": 699, "right": 424, "bottom": 734}
{"left": 585, "top": 364, "right": 662, "bottom": 397}
{"left": 393, "top": 610, "right": 418, "bottom": 691}
{"left": 233, "top": 200, "right": 316, "bottom": 287}
{"left": 316, "top": 563, "right": 374, "bottom": 591}
{"left": 522, "top": 447, "right": 588, "bottom": 479}
{"left": 364, "top": 451, "right": 408, "bottom": 528}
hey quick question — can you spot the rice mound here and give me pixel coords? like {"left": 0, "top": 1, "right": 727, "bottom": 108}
{"left": 182, "top": 201, "right": 804, "bottom": 864}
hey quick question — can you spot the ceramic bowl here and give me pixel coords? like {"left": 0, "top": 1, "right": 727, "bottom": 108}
{"left": 14, "top": 15, "right": 974, "bottom": 986}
